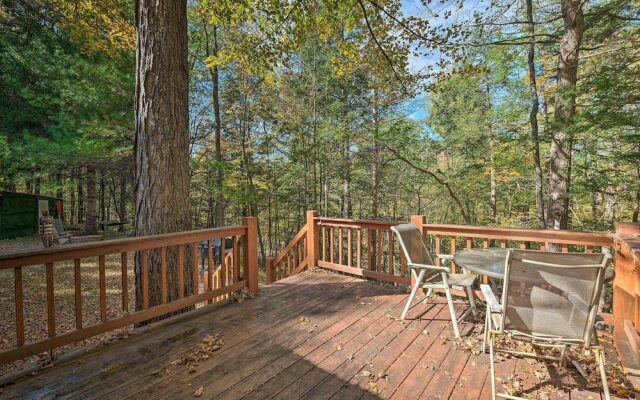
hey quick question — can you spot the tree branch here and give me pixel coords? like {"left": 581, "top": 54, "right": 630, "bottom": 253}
{"left": 381, "top": 143, "right": 471, "bottom": 224}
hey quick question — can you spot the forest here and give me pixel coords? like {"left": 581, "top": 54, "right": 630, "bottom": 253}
{"left": 1, "top": 0, "right": 638, "bottom": 259}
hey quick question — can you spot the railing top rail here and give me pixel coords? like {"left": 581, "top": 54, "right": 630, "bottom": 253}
{"left": 0, "top": 225, "right": 247, "bottom": 269}
{"left": 316, "top": 217, "right": 406, "bottom": 230}
{"left": 314, "top": 216, "right": 613, "bottom": 247}
{"left": 423, "top": 224, "right": 613, "bottom": 246}
{"left": 271, "top": 225, "right": 307, "bottom": 266}
{"left": 615, "top": 223, "right": 640, "bottom": 263}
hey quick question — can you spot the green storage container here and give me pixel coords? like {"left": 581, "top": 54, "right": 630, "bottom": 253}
{"left": 0, "top": 192, "right": 60, "bottom": 239}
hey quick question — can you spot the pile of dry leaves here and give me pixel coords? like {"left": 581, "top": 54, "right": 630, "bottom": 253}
{"left": 452, "top": 312, "right": 638, "bottom": 398}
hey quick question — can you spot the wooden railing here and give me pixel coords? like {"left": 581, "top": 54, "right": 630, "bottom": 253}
{"left": 266, "top": 217, "right": 309, "bottom": 283}
{"left": 613, "top": 222, "right": 640, "bottom": 374}
{"left": 418, "top": 217, "right": 613, "bottom": 283}
{"left": 316, "top": 217, "right": 410, "bottom": 285}
{"left": 0, "top": 218, "right": 258, "bottom": 365}
{"left": 266, "top": 211, "right": 614, "bottom": 287}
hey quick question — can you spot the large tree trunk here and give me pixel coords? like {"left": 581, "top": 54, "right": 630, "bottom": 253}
{"left": 134, "top": 0, "right": 192, "bottom": 311}
{"left": 526, "top": 0, "right": 546, "bottom": 228}
{"left": 546, "top": 0, "right": 584, "bottom": 229}
{"left": 84, "top": 165, "right": 97, "bottom": 235}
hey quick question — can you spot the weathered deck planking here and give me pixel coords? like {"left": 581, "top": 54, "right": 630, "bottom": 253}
{"left": 0, "top": 271, "right": 617, "bottom": 400}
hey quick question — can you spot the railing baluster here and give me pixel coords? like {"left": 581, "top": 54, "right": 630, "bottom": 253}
{"left": 99, "top": 255, "right": 107, "bottom": 322}
{"left": 142, "top": 250, "right": 149, "bottom": 309}
{"left": 338, "top": 227, "right": 343, "bottom": 265}
{"left": 367, "top": 229, "right": 373, "bottom": 270}
{"left": 376, "top": 230, "right": 382, "bottom": 273}
{"left": 388, "top": 233, "right": 393, "bottom": 275}
{"left": 322, "top": 225, "right": 326, "bottom": 261}
{"left": 233, "top": 236, "right": 240, "bottom": 282}
{"left": 562, "top": 244, "right": 569, "bottom": 253}
{"left": 15, "top": 266, "right": 24, "bottom": 346}
{"left": 121, "top": 252, "right": 129, "bottom": 312}
{"left": 329, "top": 227, "right": 335, "bottom": 263}
{"left": 540, "top": 243, "right": 547, "bottom": 252}
{"left": 220, "top": 237, "right": 225, "bottom": 288}
{"left": 46, "top": 262, "right": 55, "bottom": 337}
{"left": 519, "top": 242, "right": 527, "bottom": 249}
{"left": 500, "top": 239, "right": 507, "bottom": 249}
{"left": 161, "top": 247, "right": 167, "bottom": 304}
{"left": 347, "top": 228, "right": 352, "bottom": 267}
{"left": 450, "top": 237, "right": 456, "bottom": 273}
{"left": 357, "top": 229, "right": 362, "bottom": 269}
{"left": 466, "top": 238, "right": 472, "bottom": 251}
{"left": 435, "top": 236, "right": 441, "bottom": 266}
{"left": 585, "top": 246, "right": 593, "bottom": 254}
{"left": 178, "top": 245, "right": 184, "bottom": 298}
{"left": 74, "top": 259, "right": 83, "bottom": 328}
{"left": 193, "top": 242, "right": 199, "bottom": 295}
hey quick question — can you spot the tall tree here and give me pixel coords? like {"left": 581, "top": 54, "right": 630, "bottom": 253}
{"left": 134, "top": 0, "right": 192, "bottom": 310}
{"left": 546, "top": 0, "right": 584, "bottom": 229}
{"left": 525, "top": 0, "right": 546, "bottom": 228}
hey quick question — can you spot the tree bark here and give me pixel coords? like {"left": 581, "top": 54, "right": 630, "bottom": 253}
{"left": 134, "top": 0, "right": 192, "bottom": 311}
{"left": 119, "top": 173, "right": 127, "bottom": 232}
{"left": 77, "top": 167, "right": 85, "bottom": 224}
{"left": 371, "top": 89, "right": 381, "bottom": 220}
{"left": 526, "top": 0, "right": 546, "bottom": 228}
{"left": 69, "top": 169, "right": 76, "bottom": 225}
{"left": 84, "top": 165, "right": 97, "bottom": 235}
{"left": 546, "top": 0, "right": 584, "bottom": 229}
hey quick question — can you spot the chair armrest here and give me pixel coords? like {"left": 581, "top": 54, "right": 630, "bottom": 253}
{"left": 436, "top": 254, "right": 453, "bottom": 261}
{"left": 408, "top": 263, "right": 449, "bottom": 273}
{"left": 480, "top": 284, "right": 502, "bottom": 313}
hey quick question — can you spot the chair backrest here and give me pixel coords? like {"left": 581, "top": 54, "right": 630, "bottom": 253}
{"left": 391, "top": 223, "right": 435, "bottom": 267}
{"left": 501, "top": 250, "right": 610, "bottom": 346}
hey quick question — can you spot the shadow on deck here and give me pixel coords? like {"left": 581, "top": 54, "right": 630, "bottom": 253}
{"left": 0, "top": 271, "right": 621, "bottom": 399}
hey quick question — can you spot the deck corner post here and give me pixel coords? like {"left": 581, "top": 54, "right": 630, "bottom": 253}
{"left": 265, "top": 257, "right": 274, "bottom": 284}
{"left": 307, "top": 210, "right": 319, "bottom": 271}
{"left": 410, "top": 215, "right": 427, "bottom": 293}
{"left": 242, "top": 217, "right": 259, "bottom": 294}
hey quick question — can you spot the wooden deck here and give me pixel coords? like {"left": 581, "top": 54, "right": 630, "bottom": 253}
{"left": 0, "top": 271, "right": 621, "bottom": 399}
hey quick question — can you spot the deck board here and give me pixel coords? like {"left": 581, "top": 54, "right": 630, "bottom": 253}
{"left": 0, "top": 271, "right": 619, "bottom": 400}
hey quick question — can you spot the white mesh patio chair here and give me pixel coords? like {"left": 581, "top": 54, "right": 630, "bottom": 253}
{"left": 481, "top": 250, "right": 612, "bottom": 400}
{"left": 391, "top": 223, "right": 477, "bottom": 338}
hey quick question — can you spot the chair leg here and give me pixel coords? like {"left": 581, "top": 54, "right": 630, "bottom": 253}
{"left": 401, "top": 269, "right": 425, "bottom": 320}
{"left": 443, "top": 283, "right": 460, "bottom": 338}
{"left": 422, "top": 288, "right": 433, "bottom": 304}
{"left": 489, "top": 332, "right": 497, "bottom": 400}
{"left": 482, "top": 310, "right": 489, "bottom": 354}
{"left": 465, "top": 285, "right": 478, "bottom": 316}
{"left": 596, "top": 348, "right": 611, "bottom": 400}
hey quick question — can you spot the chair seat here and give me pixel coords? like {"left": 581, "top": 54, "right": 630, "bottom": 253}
{"left": 425, "top": 273, "right": 475, "bottom": 288}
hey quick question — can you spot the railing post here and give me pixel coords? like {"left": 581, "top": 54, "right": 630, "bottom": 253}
{"left": 411, "top": 215, "right": 427, "bottom": 294}
{"left": 266, "top": 257, "right": 274, "bottom": 284}
{"left": 307, "top": 210, "right": 319, "bottom": 271}
{"left": 243, "top": 217, "right": 259, "bottom": 294}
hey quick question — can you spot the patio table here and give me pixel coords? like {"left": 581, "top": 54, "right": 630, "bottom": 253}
{"left": 453, "top": 247, "right": 615, "bottom": 283}
{"left": 453, "top": 248, "right": 508, "bottom": 280}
